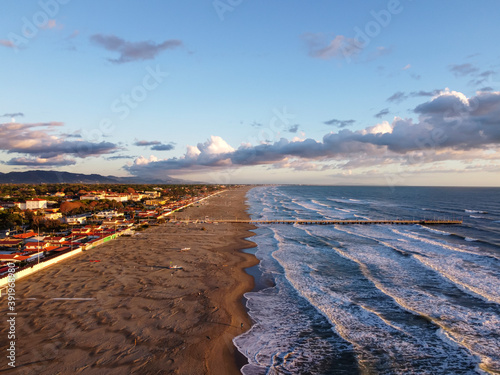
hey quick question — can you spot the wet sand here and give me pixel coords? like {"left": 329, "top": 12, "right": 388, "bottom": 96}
{"left": 0, "top": 187, "right": 257, "bottom": 374}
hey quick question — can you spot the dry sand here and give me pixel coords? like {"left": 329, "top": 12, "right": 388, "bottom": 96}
{"left": 0, "top": 187, "right": 258, "bottom": 375}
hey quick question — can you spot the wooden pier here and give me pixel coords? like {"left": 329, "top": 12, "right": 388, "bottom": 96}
{"left": 181, "top": 219, "right": 462, "bottom": 225}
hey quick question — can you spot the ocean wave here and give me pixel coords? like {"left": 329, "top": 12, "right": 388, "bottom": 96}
{"left": 311, "top": 199, "right": 331, "bottom": 208}
{"left": 327, "top": 198, "right": 368, "bottom": 205}
{"left": 465, "top": 209, "right": 488, "bottom": 214}
{"left": 334, "top": 207, "right": 352, "bottom": 213}
{"left": 354, "top": 214, "right": 371, "bottom": 220}
{"left": 324, "top": 226, "right": 500, "bottom": 372}
{"left": 235, "top": 275, "right": 358, "bottom": 375}
{"left": 417, "top": 225, "right": 451, "bottom": 236}
{"left": 272, "top": 233, "right": 483, "bottom": 373}
{"left": 242, "top": 185, "right": 500, "bottom": 374}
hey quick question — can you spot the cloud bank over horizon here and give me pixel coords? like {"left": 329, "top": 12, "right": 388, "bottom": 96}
{"left": 125, "top": 90, "right": 500, "bottom": 179}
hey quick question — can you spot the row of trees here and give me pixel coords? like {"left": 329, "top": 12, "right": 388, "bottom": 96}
{"left": 0, "top": 209, "right": 67, "bottom": 232}
{"left": 0, "top": 184, "right": 221, "bottom": 201}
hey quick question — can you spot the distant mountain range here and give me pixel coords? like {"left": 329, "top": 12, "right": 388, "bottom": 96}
{"left": 0, "top": 170, "right": 191, "bottom": 184}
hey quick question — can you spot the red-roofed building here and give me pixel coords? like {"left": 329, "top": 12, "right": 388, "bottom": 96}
{"left": 0, "top": 239, "right": 23, "bottom": 250}
{"left": 71, "top": 228, "right": 92, "bottom": 235}
{"left": 0, "top": 253, "right": 31, "bottom": 263}
{"left": 44, "top": 237, "right": 67, "bottom": 245}
{"left": 44, "top": 246, "right": 60, "bottom": 252}
{"left": 24, "top": 242, "right": 50, "bottom": 251}
{"left": 13, "top": 232, "right": 36, "bottom": 240}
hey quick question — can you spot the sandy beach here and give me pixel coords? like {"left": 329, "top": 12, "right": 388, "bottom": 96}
{"left": 0, "top": 187, "right": 258, "bottom": 375}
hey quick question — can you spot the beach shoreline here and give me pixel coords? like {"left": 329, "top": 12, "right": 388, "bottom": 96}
{"left": 0, "top": 186, "right": 258, "bottom": 374}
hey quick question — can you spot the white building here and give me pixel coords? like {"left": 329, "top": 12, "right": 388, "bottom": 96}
{"left": 15, "top": 199, "right": 48, "bottom": 210}
{"left": 64, "top": 214, "right": 89, "bottom": 225}
{"left": 95, "top": 210, "right": 124, "bottom": 219}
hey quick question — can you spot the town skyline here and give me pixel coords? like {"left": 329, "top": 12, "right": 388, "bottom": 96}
{"left": 1, "top": 1, "right": 500, "bottom": 186}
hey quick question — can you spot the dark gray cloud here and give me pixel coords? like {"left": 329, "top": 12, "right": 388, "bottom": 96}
{"left": 386, "top": 90, "right": 443, "bottom": 103}
{"left": 61, "top": 132, "right": 82, "bottom": 138}
{"left": 414, "top": 93, "right": 468, "bottom": 116}
{"left": 324, "top": 119, "right": 355, "bottom": 128}
{"left": 134, "top": 140, "right": 174, "bottom": 151}
{"left": 374, "top": 108, "right": 390, "bottom": 118}
{"left": 387, "top": 91, "right": 408, "bottom": 103}
{"left": 107, "top": 155, "right": 135, "bottom": 160}
{"left": 4, "top": 156, "right": 76, "bottom": 167}
{"left": 449, "top": 63, "right": 479, "bottom": 77}
{"left": 1, "top": 112, "right": 24, "bottom": 118}
{"left": 151, "top": 144, "right": 175, "bottom": 151}
{"left": 134, "top": 140, "right": 162, "bottom": 147}
{"left": 7, "top": 141, "right": 117, "bottom": 159}
{"left": 90, "top": 34, "right": 182, "bottom": 64}
{"left": 125, "top": 91, "right": 500, "bottom": 178}
{"left": 288, "top": 124, "right": 300, "bottom": 133}
{"left": 410, "top": 89, "right": 442, "bottom": 97}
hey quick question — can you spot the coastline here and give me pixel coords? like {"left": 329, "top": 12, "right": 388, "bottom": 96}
{"left": 0, "top": 186, "right": 258, "bottom": 374}
{"left": 171, "top": 187, "right": 259, "bottom": 374}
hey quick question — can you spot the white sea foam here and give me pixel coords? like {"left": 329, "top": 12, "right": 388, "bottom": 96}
{"left": 311, "top": 199, "right": 331, "bottom": 208}
{"left": 271, "top": 226, "right": 481, "bottom": 373}
{"left": 354, "top": 214, "right": 371, "bottom": 220}
{"left": 334, "top": 207, "right": 352, "bottom": 213}
{"left": 329, "top": 225, "right": 500, "bottom": 372}
{"left": 417, "top": 225, "right": 451, "bottom": 236}
{"left": 465, "top": 237, "right": 478, "bottom": 242}
{"left": 239, "top": 186, "right": 500, "bottom": 374}
{"left": 327, "top": 197, "right": 368, "bottom": 205}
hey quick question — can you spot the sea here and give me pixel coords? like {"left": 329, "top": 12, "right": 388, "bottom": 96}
{"left": 234, "top": 185, "right": 500, "bottom": 375}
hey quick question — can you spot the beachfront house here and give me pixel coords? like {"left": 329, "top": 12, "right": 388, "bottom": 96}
{"left": 0, "top": 253, "right": 31, "bottom": 264}
{"left": 24, "top": 241, "right": 51, "bottom": 252}
{"left": 0, "top": 239, "right": 23, "bottom": 252}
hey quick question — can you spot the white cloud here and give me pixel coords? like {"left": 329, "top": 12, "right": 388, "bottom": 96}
{"left": 197, "top": 135, "right": 234, "bottom": 155}
{"left": 134, "top": 155, "right": 159, "bottom": 165}
{"left": 362, "top": 121, "right": 393, "bottom": 135}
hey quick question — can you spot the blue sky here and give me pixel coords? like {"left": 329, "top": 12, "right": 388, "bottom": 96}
{"left": 1, "top": 0, "right": 499, "bottom": 185}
